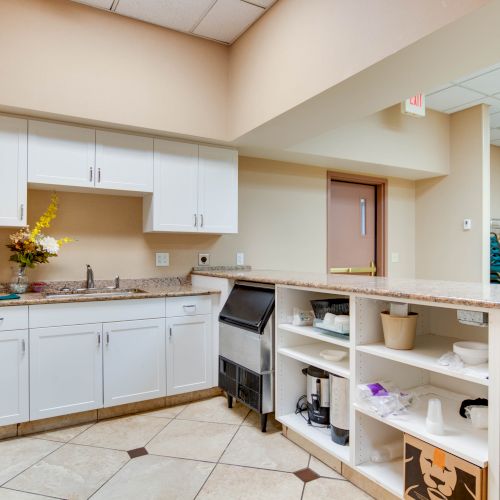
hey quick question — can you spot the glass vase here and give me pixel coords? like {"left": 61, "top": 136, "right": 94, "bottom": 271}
{"left": 9, "top": 266, "right": 29, "bottom": 294}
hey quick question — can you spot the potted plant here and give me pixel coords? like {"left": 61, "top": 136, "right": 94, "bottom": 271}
{"left": 6, "top": 194, "right": 72, "bottom": 293}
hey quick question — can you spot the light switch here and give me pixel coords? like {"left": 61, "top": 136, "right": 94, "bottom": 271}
{"left": 463, "top": 219, "right": 472, "bottom": 231}
{"left": 236, "top": 252, "right": 245, "bottom": 266}
{"left": 391, "top": 252, "right": 400, "bottom": 263}
{"left": 156, "top": 252, "right": 169, "bottom": 267}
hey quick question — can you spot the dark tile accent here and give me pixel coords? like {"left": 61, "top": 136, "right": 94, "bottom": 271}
{"left": 294, "top": 468, "right": 320, "bottom": 483}
{"left": 127, "top": 447, "right": 148, "bottom": 459}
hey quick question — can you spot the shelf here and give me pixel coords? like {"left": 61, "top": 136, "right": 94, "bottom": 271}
{"left": 278, "top": 343, "right": 350, "bottom": 378}
{"left": 355, "top": 385, "right": 488, "bottom": 467}
{"left": 278, "top": 412, "right": 350, "bottom": 464}
{"left": 278, "top": 323, "right": 350, "bottom": 349}
{"left": 357, "top": 459, "right": 403, "bottom": 498}
{"left": 357, "top": 334, "right": 488, "bottom": 386}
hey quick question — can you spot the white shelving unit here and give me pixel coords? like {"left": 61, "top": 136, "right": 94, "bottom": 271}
{"left": 273, "top": 285, "right": 493, "bottom": 500}
{"left": 357, "top": 334, "right": 488, "bottom": 386}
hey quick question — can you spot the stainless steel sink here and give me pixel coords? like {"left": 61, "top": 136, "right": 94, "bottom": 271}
{"left": 43, "top": 288, "right": 148, "bottom": 299}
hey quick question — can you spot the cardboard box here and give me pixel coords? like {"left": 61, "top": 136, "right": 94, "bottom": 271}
{"left": 404, "top": 434, "right": 487, "bottom": 499}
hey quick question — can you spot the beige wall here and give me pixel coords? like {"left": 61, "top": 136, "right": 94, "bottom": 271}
{"left": 228, "top": 0, "right": 488, "bottom": 139}
{"left": 0, "top": 0, "right": 228, "bottom": 141}
{"left": 491, "top": 145, "right": 500, "bottom": 218}
{"left": 415, "top": 105, "right": 490, "bottom": 283}
{"left": 291, "top": 106, "right": 450, "bottom": 179}
{"left": 0, "top": 157, "right": 416, "bottom": 283}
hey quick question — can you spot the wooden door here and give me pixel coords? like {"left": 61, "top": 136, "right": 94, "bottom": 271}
{"left": 167, "top": 315, "right": 212, "bottom": 395}
{"left": 0, "top": 329, "right": 29, "bottom": 425}
{"left": 30, "top": 324, "right": 103, "bottom": 420}
{"left": 198, "top": 145, "right": 238, "bottom": 234}
{"left": 103, "top": 318, "right": 166, "bottom": 407}
{"left": 0, "top": 116, "right": 27, "bottom": 227}
{"left": 96, "top": 130, "right": 153, "bottom": 193}
{"left": 28, "top": 120, "right": 95, "bottom": 188}
{"left": 328, "top": 180, "right": 377, "bottom": 274}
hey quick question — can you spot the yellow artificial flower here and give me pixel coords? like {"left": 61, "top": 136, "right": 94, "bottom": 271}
{"left": 57, "top": 236, "right": 74, "bottom": 246}
{"left": 29, "top": 193, "right": 59, "bottom": 242}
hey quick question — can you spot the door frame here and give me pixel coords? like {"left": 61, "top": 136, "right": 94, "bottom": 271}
{"left": 327, "top": 171, "right": 388, "bottom": 276}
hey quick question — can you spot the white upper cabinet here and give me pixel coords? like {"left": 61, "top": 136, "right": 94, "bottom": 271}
{"left": 198, "top": 145, "right": 238, "bottom": 234}
{"left": 144, "top": 140, "right": 238, "bottom": 234}
{"left": 0, "top": 116, "right": 27, "bottom": 227}
{"left": 28, "top": 120, "right": 95, "bottom": 188}
{"left": 144, "top": 139, "right": 199, "bottom": 232}
{"left": 96, "top": 131, "right": 153, "bottom": 193}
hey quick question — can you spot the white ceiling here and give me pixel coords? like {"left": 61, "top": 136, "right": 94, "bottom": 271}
{"left": 71, "top": 0, "right": 276, "bottom": 44}
{"left": 426, "top": 62, "right": 500, "bottom": 146}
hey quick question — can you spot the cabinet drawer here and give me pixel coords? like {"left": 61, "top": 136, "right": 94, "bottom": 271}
{"left": 0, "top": 307, "right": 28, "bottom": 332}
{"left": 166, "top": 295, "right": 211, "bottom": 317}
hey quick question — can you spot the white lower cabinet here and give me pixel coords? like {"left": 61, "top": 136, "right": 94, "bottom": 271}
{"left": 167, "top": 315, "right": 212, "bottom": 395}
{"left": 103, "top": 318, "right": 166, "bottom": 407}
{"left": 0, "top": 330, "right": 29, "bottom": 425}
{"left": 30, "top": 324, "right": 103, "bottom": 420}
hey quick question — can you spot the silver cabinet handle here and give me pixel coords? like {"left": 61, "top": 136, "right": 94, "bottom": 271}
{"left": 98, "top": 168, "right": 101, "bottom": 183}
{"left": 89, "top": 166, "right": 93, "bottom": 182}
{"left": 97, "top": 333, "right": 101, "bottom": 345}
{"left": 200, "top": 214, "right": 204, "bottom": 227}
{"left": 169, "top": 326, "right": 172, "bottom": 338}
{"left": 21, "top": 339, "right": 26, "bottom": 354}
{"left": 194, "top": 214, "right": 198, "bottom": 227}
{"left": 183, "top": 304, "right": 196, "bottom": 312}
{"left": 106, "top": 332, "right": 109, "bottom": 345}
{"left": 19, "top": 204, "right": 24, "bottom": 221}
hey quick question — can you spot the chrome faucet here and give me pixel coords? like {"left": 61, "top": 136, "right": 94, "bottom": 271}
{"left": 86, "top": 264, "right": 95, "bottom": 289}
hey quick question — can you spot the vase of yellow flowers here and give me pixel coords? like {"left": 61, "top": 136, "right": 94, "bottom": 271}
{"left": 7, "top": 194, "right": 72, "bottom": 293}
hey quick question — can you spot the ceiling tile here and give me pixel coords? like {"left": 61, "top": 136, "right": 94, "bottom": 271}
{"left": 445, "top": 96, "right": 500, "bottom": 114}
{"left": 459, "top": 68, "right": 500, "bottom": 95}
{"left": 194, "top": 0, "right": 263, "bottom": 43}
{"left": 426, "top": 85, "right": 484, "bottom": 112}
{"left": 491, "top": 129, "right": 500, "bottom": 141}
{"left": 72, "top": 0, "right": 114, "bottom": 8}
{"left": 245, "top": 0, "right": 277, "bottom": 7}
{"left": 116, "top": 0, "right": 216, "bottom": 32}
{"left": 490, "top": 112, "right": 500, "bottom": 128}
{"left": 452, "top": 63, "right": 500, "bottom": 84}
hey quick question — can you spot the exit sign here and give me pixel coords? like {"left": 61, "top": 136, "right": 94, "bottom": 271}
{"left": 401, "top": 93, "right": 426, "bottom": 117}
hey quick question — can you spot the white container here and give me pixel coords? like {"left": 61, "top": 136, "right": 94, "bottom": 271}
{"left": 370, "top": 440, "right": 403, "bottom": 463}
{"left": 426, "top": 398, "right": 444, "bottom": 435}
{"left": 453, "top": 341, "right": 488, "bottom": 365}
{"left": 466, "top": 406, "right": 488, "bottom": 430}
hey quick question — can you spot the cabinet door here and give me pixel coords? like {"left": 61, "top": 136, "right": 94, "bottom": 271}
{"left": 96, "top": 130, "right": 153, "bottom": 192}
{"left": 103, "top": 319, "right": 166, "bottom": 407}
{"left": 167, "top": 315, "right": 212, "bottom": 395}
{"left": 0, "top": 330, "right": 29, "bottom": 425}
{"left": 30, "top": 324, "right": 103, "bottom": 420}
{"left": 198, "top": 145, "right": 238, "bottom": 234}
{"left": 144, "top": 139, "right": 199, "bottom": 232}
{"left": 28, "top": 120, "right": 95, "bottom": 188}
{"left": 0, "top": 116, "right": 27, "bottom": 227}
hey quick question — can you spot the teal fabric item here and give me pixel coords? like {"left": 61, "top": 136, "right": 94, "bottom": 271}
{"left": 0, "top": 294, "right": 20, "bottom": 300}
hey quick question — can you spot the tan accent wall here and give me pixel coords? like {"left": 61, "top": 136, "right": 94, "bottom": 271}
{"left": 0, "top": 0, "right": 228, "bottom": 141}
{"left": 0, "top": 157, "right": 416, "bottom": 283}
{"left": 491, "top": 145, "right": 500, "bottom": 219}
{"left": 415, "top": 105, "right": 490, "bottom": 283}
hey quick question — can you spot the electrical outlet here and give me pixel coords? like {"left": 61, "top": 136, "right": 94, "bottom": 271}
{"left": 198, "top": 253, "right": 210, "bottom": 266}
{"left": 391, "top": 252, "right": 400, "bottom": 263}
{"left": 236, "top": 252, "right": 245, "bottom": 266}
{"left": 155, "top": 252, "right": 169, "bottom": 267}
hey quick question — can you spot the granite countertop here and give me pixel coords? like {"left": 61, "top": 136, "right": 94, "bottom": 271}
{"left": 191, "top": 269, "right": 500, "bottom": 309}
{"left": 0, "top": 277, "right": 220, "bottom": 307}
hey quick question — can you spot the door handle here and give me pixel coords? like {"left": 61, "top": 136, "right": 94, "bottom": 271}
{"left": 194, "top": 214, "right": 198, "bottom": 227}
{"left": 360, "top": 198, "right": 366, "bottom": 236}
{"left": 21, "top": 339, "right": 26, "bottom": 354}
{"left": 19, "top": 204, "right": 24, "bottom": 221}
{"left": 98, "top": 168, "right": 101, "bottom": 183}
{"left": 106, "top": 332, "right": 109, "bottom": 345}
{"left": 330, "top": 260, "right": 376, "bottom": 276}
{"left": 169, "top": 326, "right": 172, "bottom": 338}
{"left": 97, "top": 333, "right": 101, "bottom": 346}
{"left": 89, "top": 166, "right": 93, "bottom": 182}
{"left": 200, "top": 214, "right": 204, "bottom": 227}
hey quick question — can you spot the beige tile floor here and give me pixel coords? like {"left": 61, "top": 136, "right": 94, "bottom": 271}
{"left": 0, "top": 396, "right": 372, "bottom": 500}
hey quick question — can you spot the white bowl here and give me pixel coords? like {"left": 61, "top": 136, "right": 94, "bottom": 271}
{"left": 320, "top": 349, "right": 347, "bottom": 362}
{"left": 453, "top": 341, "right": 488, "bottom": 365}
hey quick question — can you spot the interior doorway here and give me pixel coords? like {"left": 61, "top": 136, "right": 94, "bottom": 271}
{"left": 327, "top": 172, "right": 387, "bottom": 276}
